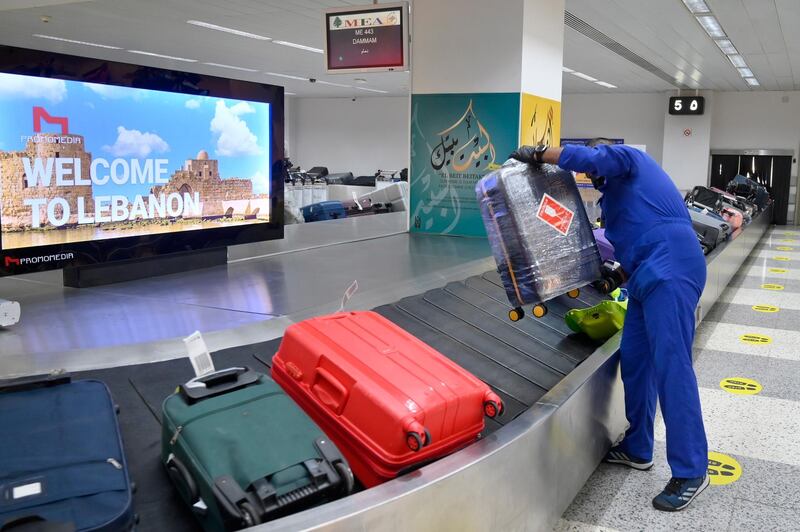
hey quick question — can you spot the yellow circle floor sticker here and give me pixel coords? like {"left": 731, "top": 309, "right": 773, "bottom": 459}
{"left": 708, "top": 452, "right": 742, "bottom": 485}
{"left": 761, "top": 283, "right": 785, "bottom": 291}
{"left": 752, "top": 304, "right": 780, "bottom": 313}
{"left": 776, "top": 246, "right": 794, "bottom": 251}
{"left": 772, "top": 256, "right": 791, "bottom": 262}
{"left": 740, "top": 333, "right": 772, "bottom": 345}
{"left": 769, "top": 268, "right": 788, "bottom": 274}
{"left": 720, "top": 377, "right": 762, "bottom": 395}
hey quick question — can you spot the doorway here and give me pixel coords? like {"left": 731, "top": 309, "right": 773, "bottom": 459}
{"left": 709, "top": 150, "right": 794, "bottom": 225}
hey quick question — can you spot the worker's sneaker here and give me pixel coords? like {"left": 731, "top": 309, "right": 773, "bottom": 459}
{"left": 603, "top": 446, "right": 654, "bottom": 470}
{"left": 652, "top": 475, "right": 709, "bottom": 512}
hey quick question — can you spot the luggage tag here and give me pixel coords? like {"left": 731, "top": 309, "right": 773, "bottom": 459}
{"left": 338, "top": 280, "right": 359, "bottom": 312}
{"left": 183, "top": 331, "right": 215, "bottom": 378}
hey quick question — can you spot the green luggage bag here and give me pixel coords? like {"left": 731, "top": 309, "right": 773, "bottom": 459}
{"left": 161, "top": 367, "right": 354, "bottom": 532}
{"left": 564, "top": 299, "right": 627, "bottom": 342}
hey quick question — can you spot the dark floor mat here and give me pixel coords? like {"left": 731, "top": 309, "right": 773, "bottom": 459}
{"left": 394, "top": 295, "right": 564, "bottom": 391}
{"left": 481, "top": 270, "right": 607, "bottom": 309}
{"left": 427, "top": 284, "right": 582, "bottom": 371}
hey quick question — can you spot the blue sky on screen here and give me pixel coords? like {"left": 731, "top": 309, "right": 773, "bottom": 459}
{"left": 0, "top": 72, "right": 271, "bottom": 201}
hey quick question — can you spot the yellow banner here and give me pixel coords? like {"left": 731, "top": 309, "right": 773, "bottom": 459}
{"left": 519, "top": 93, "right": 561, "bottom": 148}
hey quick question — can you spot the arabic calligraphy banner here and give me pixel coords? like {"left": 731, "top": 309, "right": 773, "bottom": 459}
{"left": 410, "top": 92, "right": 519, "bottom": 236}
{"left": 520, "top": 93, "right": 561, "bottom": 148}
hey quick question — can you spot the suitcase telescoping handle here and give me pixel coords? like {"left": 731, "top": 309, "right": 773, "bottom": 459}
{"left": 180, "top": 367, "right": 260, "bottom": 404}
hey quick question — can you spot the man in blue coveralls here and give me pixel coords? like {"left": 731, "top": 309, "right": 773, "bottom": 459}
{"left": 511, "top": 140, "right": 709, "bottom": 512}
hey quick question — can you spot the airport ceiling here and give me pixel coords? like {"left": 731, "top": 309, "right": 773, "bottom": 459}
{"left": 0, "top": 0, "right": 798, "bottom": 97}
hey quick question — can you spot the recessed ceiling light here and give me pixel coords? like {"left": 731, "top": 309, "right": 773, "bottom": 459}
{"left": 354, "top": 78, "right": 368, "bottom": 84}
{"left": 354, "top": 86, "right": 389, "bottom": 94}
{"left": 714, "top": 39, "right": 738, "bottom": 55}
{"left": 315, "top": 80, "right": 352, "bottom": 88}
{"left": 272, "top": 40, "right": 323, "bottom": 54}
{"left": 682, "top": 0, "right": 711, "bottom": 14}
{"left": 571, "top": 72, "right": 598, "bottom": 82}
{"left": 745, "top": 77, "right": 760, "bottom": 86}
{"left": 737, "top": 67, "right": 754, "bottom": 77}
{"left": 285, "top": 92, "right": 296, "bottom": 96}
{"left": 696, "top": 15, "right": 726, "bottom": 39}
{"left": 33, "top": 34, "right": 121, "bottom": 49}
{"left": 595, "top": 81, "right": 617, "bottom": 88}
{"left": 128, "top": 50, "right": 197, "bottom": 62}
{"left": 264, "top": 72, "right": 309, "bottom": 81}
{"left": 562, "top": 66, "right": 575, "bottom": 73}
{"left": 186, "top": 20, "right": 271, "bottom": 41}
{"left": 203, "top": 62, "right": 258, "bottom": 72}
{"left": 728, "top": 54, "right": 747, "bottom": 68}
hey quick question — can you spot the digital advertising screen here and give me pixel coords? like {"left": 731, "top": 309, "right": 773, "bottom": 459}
{"left": 0, "top": 46, "right": 283, "bottom": 276}
{"left": 325, "top": 2, "right": 408, "bottom": 73}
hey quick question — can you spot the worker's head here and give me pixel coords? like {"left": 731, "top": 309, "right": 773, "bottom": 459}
{"left": 585, "top": 138, "right": 614, "bottom": 188}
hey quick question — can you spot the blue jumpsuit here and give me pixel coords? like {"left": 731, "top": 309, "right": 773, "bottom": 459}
{"left": 559, "top": 144, "right": 709, "bottom": 479}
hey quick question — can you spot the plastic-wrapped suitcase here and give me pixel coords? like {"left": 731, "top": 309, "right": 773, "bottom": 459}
{"left": 593, "top": 228, "right": 616, "bottom": 262}
{"left": 476, "top": 160, "right": 603, "bottom": 321}
{"left": 688, "top": 208, "right": 730, "bottom": 248}
{"left": 161, "top": 367, "right": 353, "bottom": 532}
{"left": 711, "top": 187, "right": 754, "bottom": 223}
{"left": 302, "top": 201, "right": 346, "bottom": 222}
{"left": 726, "top": 174, "right": 755, "bottom": 198}
{"left": 0, "top": 374, "right": 135, "bottom": 532}
{"left": 271, "top": 311, "right": 504, "bottom": 488}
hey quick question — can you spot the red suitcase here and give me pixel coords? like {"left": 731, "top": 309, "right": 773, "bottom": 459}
{"left": 271, "top": 311, "right": 503, "bottom": 487}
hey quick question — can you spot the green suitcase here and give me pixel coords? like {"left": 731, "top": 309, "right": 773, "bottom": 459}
{"left": 564, "top": 299, "right": 627, "bottom": 342}
{"left": 161, "top": 367, "right": 353, "bottom": 532}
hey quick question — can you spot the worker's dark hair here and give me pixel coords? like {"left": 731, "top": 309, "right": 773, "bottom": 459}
{"left": 587, "top": 137, "right": 615, "bottom": 147}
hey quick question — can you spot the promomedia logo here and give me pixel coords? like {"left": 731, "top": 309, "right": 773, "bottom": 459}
{"left": 4, "top": 252, "right": 74, "bottom": 267}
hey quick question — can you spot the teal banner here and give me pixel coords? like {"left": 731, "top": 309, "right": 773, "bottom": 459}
{"left": 410, "top": 93, "right": 520, "bottom": 236}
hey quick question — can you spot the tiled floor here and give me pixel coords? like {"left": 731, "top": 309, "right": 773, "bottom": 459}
{"left": 557, "top": 226, "right": 800, "bottom": 532}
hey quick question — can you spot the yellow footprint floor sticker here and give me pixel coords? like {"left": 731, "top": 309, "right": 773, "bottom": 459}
{"left": 768, "top": 268, "right": 788, "bottom": 274}
{"left": 776, "top": 246, "right": 794, "bottom": 251}
{"left": 772, "top": 256, "right": 791, "bottom": 262}
{"left": 761, "top": 283, "right": 784, "bottom": 291}
{"left": 720, "top": 377, "right": 762, "bottom": 395}
{"left": 752, "top": 304, "right": 780, "bottom": 313}
{"left": 740, "top": 333, "right": 772, "bottom": 345}
{"left": 708, "top": 452, "right": 742, "bottom": 485}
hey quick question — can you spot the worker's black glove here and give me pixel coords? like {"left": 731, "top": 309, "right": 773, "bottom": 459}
{"left": 508, "top": 145, "right": 542, "bottom": 167}
{"left": 593, "top": 260, "right": 627, "bottom": 294}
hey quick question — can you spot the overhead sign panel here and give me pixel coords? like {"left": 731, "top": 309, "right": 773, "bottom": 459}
{"left": 325, "top": 2, "right": 409, "bottom": 73}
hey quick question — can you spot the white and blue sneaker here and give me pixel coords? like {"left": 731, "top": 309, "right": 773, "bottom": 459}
{"left": 603, "top": 446, "right": 654, "bottom": 470}
{"left": 652, "top": 476, "right": 710, "bottom": 511}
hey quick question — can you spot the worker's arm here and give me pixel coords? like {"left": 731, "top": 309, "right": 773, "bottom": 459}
{"left": 510, "top": 144, "right": 633, "bottom": 178}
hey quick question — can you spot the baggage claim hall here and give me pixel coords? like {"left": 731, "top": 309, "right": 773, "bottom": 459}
{"left": 0, "top": 0, "right": 798, "bottom": 531}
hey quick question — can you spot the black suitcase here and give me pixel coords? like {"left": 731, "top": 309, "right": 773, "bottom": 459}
{"left": 0, "top": 374, "right": 135, "bottom": 531}
{"left": 685, "top": 186, "right": 724, "bottom": 213}
{"left": 323, "top": 172, "right": 354, "bottom": 185}
{"left": 306, "top": 166, "right": 329, "bottom": 179}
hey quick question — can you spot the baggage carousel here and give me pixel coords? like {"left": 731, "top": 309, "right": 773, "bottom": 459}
{"left": 0, "top": 208, "right": 773, "bottom": 531}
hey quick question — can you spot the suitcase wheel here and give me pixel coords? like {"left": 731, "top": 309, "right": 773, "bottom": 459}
{"left": 532, "top": 304, "right": 548, "bottom": 319}
{"left": 508, "top": 307, "right": 524, "bottom": 321}
{"left": 166, "top": 456, "right": 199, "bottom": 503}
{"left": 567, "top": 289, "right": 581, "bottom": 299}
{"left": 406, "top": 431, "right": 424, "bottom": 452}
{"left": 423, "top": 428, "right": 432, "bottom": 447}
{"left": 335, "top": 461, "right": 355, "bottom": 495}
{"left": 483, "top": 400, "right": 502, "bottom": 419}
{"left": 238, "top": 501, "right": 262, "bottom": 527}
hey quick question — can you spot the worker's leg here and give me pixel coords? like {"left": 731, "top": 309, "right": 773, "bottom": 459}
{"left": 642, "top": 279, "right": 708, "bottom": 478}
{"left": 616, "top": 296, "right": 657, "bottom": 461}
